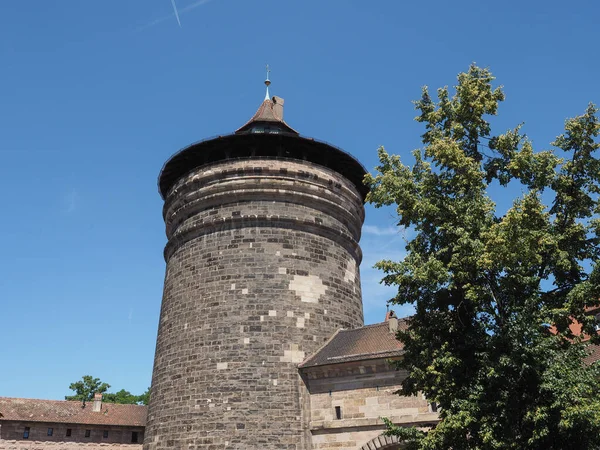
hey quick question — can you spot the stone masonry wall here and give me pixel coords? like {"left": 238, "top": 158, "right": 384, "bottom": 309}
{"left": 303, "top": 361, "right": 438, "bottom": 450}
{"left": 0, "top": 441, "right": 141, "bottom": 450}
{"left": 145, "top": 157, "right": 366, "bottom": 450}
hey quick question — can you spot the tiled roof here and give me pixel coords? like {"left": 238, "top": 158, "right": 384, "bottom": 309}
{"left": 299, "top": 320, "right": 406, "bottom": 368}
{"left": 235, "top": 98, "right": 298, "bottom": 134}
{"left": 585, "top": 343, "right": 600, "bottom": 365}
{"left": 0, "top": 397, "right": 147, "bottom": 427}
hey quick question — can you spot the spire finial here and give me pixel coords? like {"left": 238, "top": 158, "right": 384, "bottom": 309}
{"left": 264, "top": 64, "right": 271, "bottom": 101}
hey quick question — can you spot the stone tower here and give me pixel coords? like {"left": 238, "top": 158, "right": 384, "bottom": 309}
{"left": 144, "top": 79, "right": 368, "bottom": 449}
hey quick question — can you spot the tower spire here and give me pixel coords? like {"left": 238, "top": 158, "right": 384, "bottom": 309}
{"left": 264, "top": 64, "right": 271, "bottom": 101}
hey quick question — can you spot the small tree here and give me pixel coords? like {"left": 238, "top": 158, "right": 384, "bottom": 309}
{"left": 366, "top": 65, "right": 600, "bottom": 449}
{"left": 65, "top": 375, "right": 110, "bottom": 402}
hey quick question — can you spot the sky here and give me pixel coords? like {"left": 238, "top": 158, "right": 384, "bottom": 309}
{"left": 0, "top": 0, "right": 598, "bottom": 401}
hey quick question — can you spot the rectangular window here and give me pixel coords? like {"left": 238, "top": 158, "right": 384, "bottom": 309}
{"left": 23, "top": 427, "right": 30, "bottom": 439}
{"left": 85, "top": 429, "right": 91, "bottom": 438}
{"left": 66, "top": 428, "right": 72, "bottom": 437}
{"left": 103, "top": 430, "right": 109, "bottom": 438}
{"left": 47, "top": 428, "right": 53, "bottom": 436}
{"left": 430, "top": 402, "right": 438, "bottom": 413}
{"left": 335, "top": 406, "right": 342, "bottom": 420}
{"left": 131, "top": 431, "right": 139, "bottom": 443}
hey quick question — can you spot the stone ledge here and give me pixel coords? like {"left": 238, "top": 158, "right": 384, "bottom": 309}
{"left": 310, "top": 413, "right": 439, "bottom": 430}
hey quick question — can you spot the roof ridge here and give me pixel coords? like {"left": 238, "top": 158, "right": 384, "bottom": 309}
{"left": 0, "top": 396, "right": 76, "bottom": 403}
{"left": 339, "top": 321, "right": 389, "bottom": 332}
{"left": 0, "top": 396, "right": 146, "bottom": 407}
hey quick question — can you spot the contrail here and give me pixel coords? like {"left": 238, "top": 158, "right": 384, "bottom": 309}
{"left": 136, "top": 0, "right": 214, "bottom": 32}
{"left": 171, "top": 0, "right": 182, "bottom": 27}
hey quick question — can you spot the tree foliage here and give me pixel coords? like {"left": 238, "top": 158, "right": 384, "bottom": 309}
{"left": 136, "top": 387, "right": 151, "bottom": 406}
{"left": 102, "top": 389, "right": 139, "bottom": 405}
{"left": 65, "top": 375, "right": 110, "bottom": 402}
{"left": 365, "top": 64, "right": 600, "bottom": 449}
{"left": 65, "top": 375, "right": 149, "bottom": 405}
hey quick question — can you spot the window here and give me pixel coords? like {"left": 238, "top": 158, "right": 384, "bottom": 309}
{"left": 47, "top": 428, "right": 53, "bottom": 436}
{"left": 430, "top": 402, "right": 438, "bottom": 413}
{"left": 66, "top": 429, "right": 72, "bottom": 437}
{"left": 335, "top": 406, "right": 342, "bottom": 420}
{"left": 131, "top": 431, "right": 139, "bottom": 443}
{"left": 23, "top": 427, "right": 30, "bottom": 439}
{"left": 595, "top": 313, "right": 600, "bottom": 331}
{"left": 103, "top": 430, "right": 109, "bottom": 438}
{"left": 85, "top": 429, "right": 91, "bottom": 438}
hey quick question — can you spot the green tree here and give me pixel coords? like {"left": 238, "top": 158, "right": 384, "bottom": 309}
{"left": 137, "top": 387, "right": 150, "bottom": 406}
{"left": 65, "top": 376, "right": 148, "bottom": 405}
{"left": 102, "top": 389, "right": 139, "bottom": 405}
{"left": 65, "top": 375, "right": 110, "bottom": 402}
{"left": 366, "top": 64, "right": 600, "bottom": 450}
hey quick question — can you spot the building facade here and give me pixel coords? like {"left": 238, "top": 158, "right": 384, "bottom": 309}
{"left": 0, "top": 394, "right": 146, "bottom": 450}
{"left": 299, "top": 314, "right": 438, "bottom": 449}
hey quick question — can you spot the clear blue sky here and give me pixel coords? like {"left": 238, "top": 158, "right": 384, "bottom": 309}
{"left": 0, "top": 0, "right": 597, "bottom": 401}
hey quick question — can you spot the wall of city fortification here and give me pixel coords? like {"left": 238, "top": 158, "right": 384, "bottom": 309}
{"left": 145, "top": 157, "right": 365, "bottom": 449}
{"left": 0, "top": 441, "right": 140, "bottom": 450}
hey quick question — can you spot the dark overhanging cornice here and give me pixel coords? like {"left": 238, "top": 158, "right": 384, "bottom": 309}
{"left": 158, "top": 132, "right": 369, "bottom": 201}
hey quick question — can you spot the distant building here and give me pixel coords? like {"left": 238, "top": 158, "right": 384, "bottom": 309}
{"left": 0, "top": 394, "right": 145, "bottom": 449}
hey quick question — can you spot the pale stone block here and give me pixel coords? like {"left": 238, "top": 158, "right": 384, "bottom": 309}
{"left": 269, "top": 310, "right": 277, "bottom": 316}
{"left": 289, "top": 274, "right": 327, "bottom": 303}
{"left": 344, "top": 258, "right": 356, "bottom": 282}
{"left": 280, "top": 349, "right": 305, "bottom": 363}
{"left": 216, "top": 362, "right": 228, "bottom": 370}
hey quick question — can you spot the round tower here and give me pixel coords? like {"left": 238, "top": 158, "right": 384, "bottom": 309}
{"left": 144, "top": 80, "right": 367, "bottom": 449}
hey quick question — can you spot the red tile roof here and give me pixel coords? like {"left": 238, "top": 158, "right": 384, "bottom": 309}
{"left": 0, "top": 397, "right": 146, "bottom": 427}
{"left": 299, "top": 320, "right": 406, "bottom": 368}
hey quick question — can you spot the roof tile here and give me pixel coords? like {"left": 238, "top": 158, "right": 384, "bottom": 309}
{"left": 299, "top": 320, "right": 406, "bottom": 368}
{"left": 0, "top": 397, "right": 146, "bottom": 427}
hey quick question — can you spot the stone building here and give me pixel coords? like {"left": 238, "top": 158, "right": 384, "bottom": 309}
{"left": 0, "top": 394, "right": 146, "bottom": 449}
{"left": 144, "top": 75, "right": 439, "bottom": 450}
{"left": 299, "top": 313, "right": 438, "bottom": 449}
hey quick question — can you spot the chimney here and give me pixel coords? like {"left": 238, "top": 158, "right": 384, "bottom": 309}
{"left": 386, "top": 310, "right": 398, "bottom": 333}
{"left": 272, "top": 96, "right": 284, "bottom": 120}
{"left": 92, "top": 393, "right": 102, "bottom": 412}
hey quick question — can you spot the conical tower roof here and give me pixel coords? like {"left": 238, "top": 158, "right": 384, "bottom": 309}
{"left": 235, "top": 97, "right": 298, "bottom": 135}
{"left": 235, "top": 68, "right": 298, "bottom": 134}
